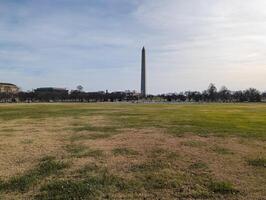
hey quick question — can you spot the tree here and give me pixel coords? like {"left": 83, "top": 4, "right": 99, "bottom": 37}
{"left": 262, "top": 92, "right": 266, "bottom": 101}
{"left": 185, "top": 91, "right": 202, "bottom": 102}
{"left": 185, "top": 91, "right": 193, "bottom": 102}
{"left": 232, "top": 91, "right": 246, "bottom": 102}
{"left": 244, "top": 88, "right": 261, "bottom": 102}
{"left": 206, "top": 83, "right": 217, "bottom": 102}
{"left": 218, "top": 86, "right": 231, "bottom": 102}
{"left": 191, "top": 91, "right": 202, "bottom": 102}
{"left": 177, "top": 92, "right": 186, "bottom": 102}
{"left": 76, "top": 85, "right": 83, "bottom": 92}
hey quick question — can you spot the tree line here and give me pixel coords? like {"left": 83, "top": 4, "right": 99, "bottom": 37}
{"left": 0, "top": 83, "right": 265, "bottom": 103}
{"left": 159, "top": 84, "right": 265, "bottom": 103}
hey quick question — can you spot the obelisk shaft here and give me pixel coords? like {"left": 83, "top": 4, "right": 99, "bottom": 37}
{"left": 141, "top": 47, "right": 146, "bottom": 97}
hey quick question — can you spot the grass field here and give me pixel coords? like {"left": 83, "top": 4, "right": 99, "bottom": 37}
{"left": 0, "top": 103, "right": 265, "bottom": 199}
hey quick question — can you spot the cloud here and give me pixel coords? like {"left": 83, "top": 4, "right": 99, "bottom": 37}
{"left": 0, "top": 0, "right": 266, "bottom": 93}
{"left": 133, "top": 0, "right": 266, "bottom": 92}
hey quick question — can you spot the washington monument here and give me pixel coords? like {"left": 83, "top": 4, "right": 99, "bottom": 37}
{"left": 141, "top": 46, "right": 146, "bottom": 97}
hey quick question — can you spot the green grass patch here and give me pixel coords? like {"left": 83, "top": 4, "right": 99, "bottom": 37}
{"left": 1, "top": 103, "right": 266, "bottom": 139}
{"left": 186, "top": 183, "right": 211, "bottom": 199}
{"left": 70, "top": 132, "right": 113, "bottom": 142}
{"left": 0, "top": 104, "right": 117, "bottom": 121}
{"left": 65, "top": 144, "right": 87, "bottom": 155}
{"left": 0, "top": 133, "right": 14, "bottom": 137}
{"left": 2, "top": 173, "right": 38, "bottom": 193}
{"left": 248, "top": 158, "right": 266, "bottom": 167}
{"left": 35, "top": 180, "right": 95, "bottom": 200}
{"left": 34, "top": 156, "right": 67, "bottom": 177}
{"left": 140, "top": 169, "right": 183, "bottom": 190}
{"left": 208, "top": 181, "right": 238, "bottom": 194}
{"left": 189, "top": 161, "right": 209, "bottom": 170}
{"left": 130, "top": 159, "right": 169, "bottom": 173}
{"left": 36, "top": 166, "right": 136, "bottom": 199}
{"left": 80, "top": 149, "right": 104, "bottom": 158}
{"left": 112, "top": 148, "right": 139, "bottom": 156}
{"left": 21, "top": 139, "right": 34, "bottom": 144}
{"left": 65, "top": 144, "right": 104, "bottom": 158}
{"left": 0, "top": 128, "right": 18, "bottom": 133}
{"left": 69, "top": 134, "right": 90, "bottom": 142}
{"left": 151, "top": 148, "right": 171, "bottom": 156}
{"left": 72, "top": 125, "right": 117, "bottom": 133}
{"left": 70, "top": 124, "right": 118, "bottom": 141}
{"left": 76, "top": 164, "right": 100, "bottom": 176}
{"left": 0, "top": 156, "right": 68, "bottom": 193}
{"left": 181, "top": 140, "right": 206, "bottom": 147}
{"left": 131, "top": 148, "right": 178, "bottom": 173}
{"left": 211, "top": 146, "right": 234, "bottom": 155}
{"left": 150, "top": 148, "right": 179, "bottom": 160}
{"left": 85, "top": 133, "right": 113, "bottom": 140}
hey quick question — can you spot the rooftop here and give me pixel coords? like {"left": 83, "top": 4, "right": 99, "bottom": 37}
{"left": 0, "top": 82, "right": 17, "bottom": 86}
{"left": 35, "top": 87, "right": 68, "bottom": 92}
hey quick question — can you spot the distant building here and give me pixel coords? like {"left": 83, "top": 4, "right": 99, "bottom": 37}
{"left": 34, "top": 87, "right": 68, "bottom": 93}
{"left": 34, "top": 87, "right": 69, "bottom": 102}
{"left": 0, "top": 83, "right": 19, "bottom": 93}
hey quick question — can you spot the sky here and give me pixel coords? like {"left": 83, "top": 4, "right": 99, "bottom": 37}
{"left": 0, "top": 0, "right": 266, "bottom": 94}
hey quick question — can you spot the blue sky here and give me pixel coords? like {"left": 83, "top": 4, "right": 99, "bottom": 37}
{"left": 0, "top": 0, "right": 266, "bottom": 93}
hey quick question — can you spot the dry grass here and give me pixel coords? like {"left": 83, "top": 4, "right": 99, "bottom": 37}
{"left": 0, "top": 103, "right": 265, "bottom": 199}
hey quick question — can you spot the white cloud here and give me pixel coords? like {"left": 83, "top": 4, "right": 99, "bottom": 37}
{"left": 0, "top": 0, "right": 266, "bottom": 93}
{"left": 132, "top": 0, "right": 266, "bottom": 92}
